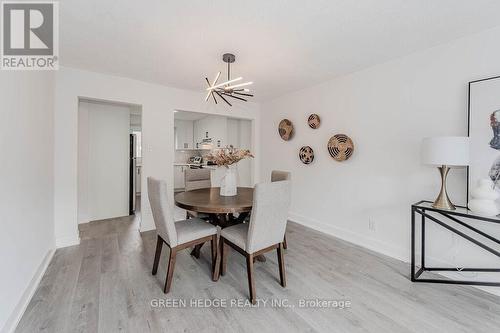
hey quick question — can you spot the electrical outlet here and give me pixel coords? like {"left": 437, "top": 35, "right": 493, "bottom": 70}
{"left": 368, "top": 218, "right": 376, "bottom": 232}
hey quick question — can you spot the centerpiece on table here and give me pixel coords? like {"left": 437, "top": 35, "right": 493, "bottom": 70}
{"left": 205, "top": 146, "right": 254, "bottom": 196}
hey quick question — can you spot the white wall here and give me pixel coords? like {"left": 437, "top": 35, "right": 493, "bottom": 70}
{"left": 0, "top": 72, "right": 55, "bottom": 332}
{"left": 260, "top": 27, "right": 500, "bottom": 293}
{"left": 77, "top": 103, "right": 90, "bottom": 223}
{"left": 227, "top": 118, "right": 253, "bottom": 186}
{"left": 78, "top": 101, "right": 131, "bottom": 223}
{"left": 130, "top": 113, "right": 142, "bottom": 132}
{"left": 227, "top": 118, "right": 239, "bottom": 147}
{"left": 239, "top": 119, "right": 253, "bottom": 187}
{"left": 54, "top": 67, "right": 260, "bottom": 247}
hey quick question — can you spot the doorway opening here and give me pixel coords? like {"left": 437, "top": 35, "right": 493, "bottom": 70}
{"left": 130, "top": 106, "right": 142, "bottom": 216}
{"left": 77, "top": 98, "right": 142, "bottom": 225}
{"left": 173, "top": 109, "right": 253, "bottom": 193}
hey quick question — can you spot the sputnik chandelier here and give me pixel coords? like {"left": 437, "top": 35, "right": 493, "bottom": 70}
{"left": 205, "top": 53, "right": 253, "bottom": 106}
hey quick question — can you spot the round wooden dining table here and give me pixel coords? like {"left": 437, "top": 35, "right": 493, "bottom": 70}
{"left": 174, "top": 187, "right": 253, "bottom": 217}
{"left": 174, "top": 187, "right": 264, "bottom": 260}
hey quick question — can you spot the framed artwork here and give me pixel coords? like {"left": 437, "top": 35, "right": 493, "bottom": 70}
{"left": 468, "top": 75, "right": 500, "bottom": 204}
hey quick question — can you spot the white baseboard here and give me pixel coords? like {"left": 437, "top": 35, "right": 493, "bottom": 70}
{"left": 56, "top": 234, "right": 80, "bottom": 248}
{"left": 1, "top": 248, "right": 55, "bottom": 333}
{"left": 288, "top": 211, "right": 408, "bottom": 263}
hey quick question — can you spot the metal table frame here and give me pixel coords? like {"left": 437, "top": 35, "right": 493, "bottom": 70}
{"left": 411, "top": 200, "right": 500, "bottom": 286}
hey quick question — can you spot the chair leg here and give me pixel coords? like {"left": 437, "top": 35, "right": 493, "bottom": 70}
{"left": 277, "top": 243, "right": 286, "bottom": 288}
{"left": 211, "top": 235, "right": 216, "bottom": 261}
{"left": 246, "top": 254, "right": 256, "bottom": 304}
{"left": 221, "top": 238, "right": 228, "bottom": 276}
{"left": 152, "top": 235, "right": 163, "bottom": 275}
{"left": 164, "top": 248, "right": 177, "bottom": 293}
{"left": 190, "top": 243, "right": 203, "bottom": 259}
{"left": 283, "top": 235, "right": 288, "bottom": 250}
{"left": 211, "top": 235, "right": 219, "bottom": 281}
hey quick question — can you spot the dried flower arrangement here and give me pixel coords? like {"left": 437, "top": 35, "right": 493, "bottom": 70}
{"left": 205, "top": 146, "right": 254, "bottom": 167}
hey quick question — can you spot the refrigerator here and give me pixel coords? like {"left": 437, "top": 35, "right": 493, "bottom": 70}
{"left": 129, "top": 134, "right": 137, "bottom": 215}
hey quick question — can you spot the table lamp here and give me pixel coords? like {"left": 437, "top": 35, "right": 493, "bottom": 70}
{"left": 421, "top": 136, "right": 470, "bottom": 210}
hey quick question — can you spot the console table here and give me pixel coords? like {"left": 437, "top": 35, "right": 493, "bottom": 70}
{"left": 411, "top": 200, "right": 500, "bottom": 286}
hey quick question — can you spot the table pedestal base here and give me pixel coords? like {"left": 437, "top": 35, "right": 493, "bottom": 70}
{"left": 190, "top": 213, "right": 266, "bottom": 262}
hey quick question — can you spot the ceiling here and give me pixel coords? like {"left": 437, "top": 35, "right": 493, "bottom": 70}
{"left": 174, "top": 110, "right": 208, "bottom": 121}
{"left": 60, "top": 0, "right": 500, "bottom": 101}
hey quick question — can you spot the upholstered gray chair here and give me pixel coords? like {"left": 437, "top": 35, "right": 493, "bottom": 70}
{"left": 219, "top": 180, "right": 291, "bottom": 304}
{"left": 271, "top": 170, "right": 291, "bottom": 249}
{"left": 148, "top": 177, "right": 218, "bottom": 293}
{"left": 184, "top": 168, "right": 211, "bottom": 219}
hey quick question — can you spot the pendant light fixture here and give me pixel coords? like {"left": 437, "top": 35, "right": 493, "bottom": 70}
{"left": 205, "top": 53, "right": 253, "bottom": 106}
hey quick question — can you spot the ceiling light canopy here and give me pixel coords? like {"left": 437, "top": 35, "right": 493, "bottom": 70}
{"left": 205, "top": 53, "right": 253, "bottom": 107}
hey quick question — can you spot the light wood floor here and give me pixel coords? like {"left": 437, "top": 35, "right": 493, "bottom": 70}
{"left": 16, "top": 208, "right": 500, "bottom": 332}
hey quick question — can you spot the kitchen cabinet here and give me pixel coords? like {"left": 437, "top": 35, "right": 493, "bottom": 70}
{"left": 193, "top": 115, "right": 227, "bottom": 148}
{"left": 174, "top": 165, "right": 186, "bottom": 191}
{"left": 174, "top": 119, "right": 194, "bottom": 149}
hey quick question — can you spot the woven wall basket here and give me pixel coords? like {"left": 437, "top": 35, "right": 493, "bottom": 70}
{"left": 307, "top": 114, "right": 321, "bottom": 129}
{"left": 328, "top": 134, "right": 354, "bottom": 161}
{"left": 299, "top": 146, "right": 315, "bottom": 164}
{"left": 278, "top": 119, "right": 294, "bottom": 141}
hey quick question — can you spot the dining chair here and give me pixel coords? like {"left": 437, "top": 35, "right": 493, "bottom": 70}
{"left": 148, "top": 177, "right": 219, "bottom": 293}
{"left": 271, "top": 170, "right": 291, "bottom": 249}
{"left": 184, "top": 168, "right": 211, "bottom": 220}
{"left": 219, "top": 180, "right": 291, "bottom": 304}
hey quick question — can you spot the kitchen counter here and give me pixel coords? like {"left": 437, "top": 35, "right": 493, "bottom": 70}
{"left": 174, "top": 163, "right": 218, "bottom": 190}
{"left": 174, "top": 163, "right": 217, "bottom": 170}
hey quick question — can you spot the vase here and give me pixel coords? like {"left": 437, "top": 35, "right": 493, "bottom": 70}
{"left": 468, "top": 178, "right": 500, "bottom": 216}
{"left": 220, "top": 165, "right": 238, "bottom": 196}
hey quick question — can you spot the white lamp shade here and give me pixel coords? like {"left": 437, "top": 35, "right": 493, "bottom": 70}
{"left": 421, "top": 136, "right": 470, "bottom": 166}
